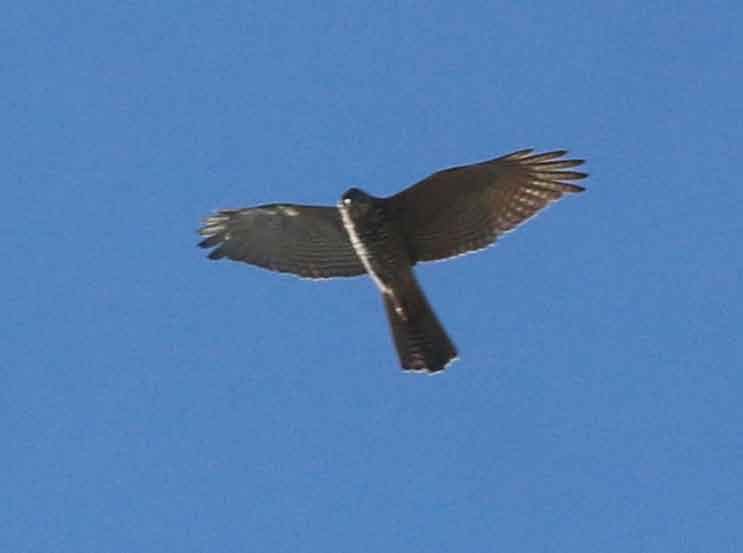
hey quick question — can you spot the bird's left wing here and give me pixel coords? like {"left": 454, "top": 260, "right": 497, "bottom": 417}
{"left": 387, "top": 149, "right": 587, "bottom": 263}
{"left": 198, "top": 204, "right": 366, "bottom": 279}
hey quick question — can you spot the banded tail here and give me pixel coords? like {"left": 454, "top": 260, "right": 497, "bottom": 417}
{"left": 382, "top": 272, "right": 458, "bottom": 373}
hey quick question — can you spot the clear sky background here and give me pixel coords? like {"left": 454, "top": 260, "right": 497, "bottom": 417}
{"left": 3, "top": 2, "right": 742, "bottom": 552}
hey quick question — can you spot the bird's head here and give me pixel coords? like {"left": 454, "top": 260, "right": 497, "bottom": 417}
{"left": 340, "top": 187, "right": 375, "bottom": 214}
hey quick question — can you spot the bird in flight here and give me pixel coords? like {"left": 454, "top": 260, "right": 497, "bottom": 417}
{"left": 198, "top": 148, "right": 587, "bottom": 373}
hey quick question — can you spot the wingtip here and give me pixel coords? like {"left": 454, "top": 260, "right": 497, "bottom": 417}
{"left": 518, "top": 150, "right": 588, "bottom": 193}
{"left": 503, "top": 148, "right": 535, "bottom": 160}
{"left": 522, "top": 149, "right": 570, "bottom": 163}
{"left": 563, "top": 182, "right": 587, "bottom": 193}
{"left": 503, "top": 148, "right": 587, "bottom": 166}
{"left": 207, "top": 248, "right": 225, "bottom": 260}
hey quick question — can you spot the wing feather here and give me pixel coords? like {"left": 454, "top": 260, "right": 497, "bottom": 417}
{"left": 198, "top": 204, "right": 366, "bottom": 279}
{"left": 387, "top": 149, "right": 587, "bottom": 263}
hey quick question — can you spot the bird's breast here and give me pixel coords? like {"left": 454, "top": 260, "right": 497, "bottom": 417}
{"left": 338, "top": 203, "right": 411, "bottom": 295}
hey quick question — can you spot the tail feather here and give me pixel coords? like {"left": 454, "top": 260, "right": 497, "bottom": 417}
{"left": 383, "top": 273, "right": 458, "bottom": 373}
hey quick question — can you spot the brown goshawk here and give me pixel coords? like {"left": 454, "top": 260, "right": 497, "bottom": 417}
{"left": 198, "top": 148, "right": 587, "bottom": 373}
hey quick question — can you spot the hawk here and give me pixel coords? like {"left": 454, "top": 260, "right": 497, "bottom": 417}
{"left": 198, "top": 148, "right": 587, "bottom": 373}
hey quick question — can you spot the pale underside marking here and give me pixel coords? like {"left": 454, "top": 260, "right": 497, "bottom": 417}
{"left": 338, "top": 203, "right": 406, "bottom": 319}
{"left": 338, "top": 203, "right": 390, "bottom": 294}
{"left": 278, "top": 205, "right": 300, "bottom": 216}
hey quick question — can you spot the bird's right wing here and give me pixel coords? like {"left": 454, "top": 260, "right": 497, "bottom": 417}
{"left": 387, "top": 149, "right": 587, "bottom": 263}
{"left": 198, "top": 204, "right": 366, "bottom": 279}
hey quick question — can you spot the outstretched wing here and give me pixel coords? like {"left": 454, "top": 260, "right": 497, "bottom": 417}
{"left": 198, "top": 204, "right": 366, "bottom": 279}
{"left": 387, "top": 149, "right": 587, "bottom": 263}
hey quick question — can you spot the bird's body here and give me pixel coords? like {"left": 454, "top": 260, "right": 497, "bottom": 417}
{"left": 338, "top": 188, "right": 458, "bottom": 370}
{"left": 338, "top": 188, "right": 405, "bottom": 301}
{"left": 198, "top": 148, "right": 587, "bottom": 373}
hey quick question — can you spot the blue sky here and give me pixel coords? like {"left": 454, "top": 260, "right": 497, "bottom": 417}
{"left": 3, "top": 2, "right": 742, "bottom": 552}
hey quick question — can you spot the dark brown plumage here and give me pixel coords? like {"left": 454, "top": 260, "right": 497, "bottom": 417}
{"left": 198, "top": 148, "right": 587, "bottom": 373}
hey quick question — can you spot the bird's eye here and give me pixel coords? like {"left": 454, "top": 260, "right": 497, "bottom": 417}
{"left": 343, "top": 197, "right": 352, "bottom": 205}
